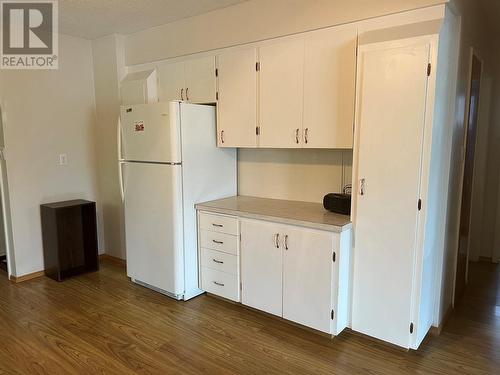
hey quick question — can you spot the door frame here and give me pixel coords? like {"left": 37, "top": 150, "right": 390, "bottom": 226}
{"left": 451, "top": 47, "right": 483, "bottom": 306}
{"left": 0, "top": 102, "right": 14, "bottom": 279}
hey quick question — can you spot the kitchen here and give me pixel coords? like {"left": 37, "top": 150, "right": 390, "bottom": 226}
{"left": 0, "top": 0, "right": 498, "bottom": 373}
{"left": 117, "top": 3, "right": 453, "bottom": 351}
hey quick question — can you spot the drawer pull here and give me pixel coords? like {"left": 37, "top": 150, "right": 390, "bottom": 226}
{"left": 212, "top": 223, "right": 223, "bottom": 228}
{"left": 212, "top": 240, "right": 224, "bottom": 244}
{"left": 212, "top": 259, "right": 224, "bottom": 264}
{"left": 213, "top": 281, "right": 225, "bottom": 287}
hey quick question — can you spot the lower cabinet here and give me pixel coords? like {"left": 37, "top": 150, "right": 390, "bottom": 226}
{"left": 198, "top": 211, "right": 352, "bottom": 336}
{"left": 240, "top": 219, "right": 284, "bottom": 317}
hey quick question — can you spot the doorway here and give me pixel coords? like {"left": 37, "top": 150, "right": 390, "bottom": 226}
{"left": 0, "top": 104, "right": 13, "bottom": 278}
{"left": 454, "top": 51, "right": 482, "bottom": 302}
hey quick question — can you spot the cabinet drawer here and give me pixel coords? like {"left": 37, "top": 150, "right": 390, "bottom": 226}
{"left": 201, "top": 248, "right": 238, "bottom": 275}
{"left": 201, "top": 267, "right": 240, "bottom": 302}
{"left": 199, "top": 212, "right": 238, "bottom": 235}
{"left": 200, "top": 230, "right": 238, "bottom": 255}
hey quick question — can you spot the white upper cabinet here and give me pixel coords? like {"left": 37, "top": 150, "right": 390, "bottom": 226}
{"left": 216, "top": 48, "right": 258, "bottom": 148}
{"left": 282, "top": 226, "right": 334, "bottom": 333}
{"left": 120, "top": 69, "right": 158, "bottom": 106}
{"left": 258, "top": 39, "right": 305, "bottom": 148}
{"left": 158, "top": 56, "right": 216, "bottom": 104}
{"left": 240, "top": 219, "right": 283, "bottom": 317}
{"left": 184, "top": 56, "right": 216, "bottom": 103}
{"left": 158, "top": 61, "right": 186, "bottom": 102}
{"left": 303, "top": 25, "right": 357, "bottom": 148}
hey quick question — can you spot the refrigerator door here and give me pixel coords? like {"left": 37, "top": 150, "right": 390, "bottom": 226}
{"left": 123, "top": 161, "right": 184, "bottom": 296}
{"left": 120, "top": 102, "right": 181, "bottom": 163}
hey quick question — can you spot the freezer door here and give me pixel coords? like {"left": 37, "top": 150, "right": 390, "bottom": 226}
{"left": 123, "top": 162, "right": 184, "bottom": 295}
{"left": 120, "top": 102, "right": 181, "bottom": 163}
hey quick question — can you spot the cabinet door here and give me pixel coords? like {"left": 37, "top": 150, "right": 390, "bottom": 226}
{"left": 282, "top": 226, "right": 333, "bottom": 333}
{"left": 303, "top": 25, "right": 357, "bottom": 148}
{"left": 216, "top": 48, "right": 258, "bottom": 147}
{"left": 259, "top": 39, "right": 304, "bottom": 148}
{"left": 158, "top": 61, "right": 186, "bottom": 102}
{"left": 185, "top": 56, "right": 216, "bottom": 103}
{"left": 240, "top": 219, "right": 283, "bottom": 316}
{"left": 351, "top": 39, "right": 431, "bottom": 348}
{"left": 120, "top": 80, "right": 146, "bottom": 106}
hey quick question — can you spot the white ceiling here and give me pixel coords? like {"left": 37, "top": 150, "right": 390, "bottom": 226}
{"left": 58, "top": 0, "right": 249, "bottom": 39}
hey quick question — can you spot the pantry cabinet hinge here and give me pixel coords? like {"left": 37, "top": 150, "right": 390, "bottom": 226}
{"left": 216, "top": 92, "right": 219, "bottom": 101}
{"left": 331, "top": 310, "right": 335, "bottom": 320}
{"left": 418, "top": 199, "right": 422, "bottom": 211}
{"left": 256, "top": 62, "right": 260, "bottom": 71}
{"left": 427, "top": 63, "right": 431, "bottom": 77}
{"left": 410, "top": 322, "right": 414, "bottom": 334}
{"left": 215, "top": 68, "right": 218, "bottom": 77}
{"left": 256, "top": 126, "right": 260, "bottom": 135}
{"left": 240, "top": 282, "right": 242, "bottom": 291}
{"left": 332, "top": 251, "right": 336, "bottom": 262}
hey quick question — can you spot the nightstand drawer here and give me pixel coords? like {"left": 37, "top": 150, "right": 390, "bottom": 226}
{"left": 201, "top": 248, "right": 238, "bottom": 275}
{"left": 200, "top": 230, "right": 238, "bottom": 255}
{"left": 201, "top": 267, "right": 240, "bottom": 302}
{"left": 199, "top": 212, "right": 238, "bottom": 235}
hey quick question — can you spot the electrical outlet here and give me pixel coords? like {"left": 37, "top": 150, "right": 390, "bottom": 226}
{"left": 58, "top": 154, "right": 68, "bottom": 166}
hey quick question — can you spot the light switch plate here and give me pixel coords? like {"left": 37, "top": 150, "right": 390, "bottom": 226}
{"left": 58, "top": 154, "right": 68, "bottom": 166}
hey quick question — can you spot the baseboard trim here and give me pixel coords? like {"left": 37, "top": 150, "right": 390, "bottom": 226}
{"left": 99, "top": 254, "right": 126, "bottom": 268}
{"left": 10, "top": 270, "right": 45, "bottom": 283}
{"left": 430, "top": 305, "right": 453, "bottom": 336}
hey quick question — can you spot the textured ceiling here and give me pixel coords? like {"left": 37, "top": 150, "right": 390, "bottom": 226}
{"left": 58, "top": 0, "right": 249, "bottom": 39}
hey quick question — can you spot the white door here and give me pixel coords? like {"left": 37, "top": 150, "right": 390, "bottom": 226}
{"left": 120, "top": 103, "right": 181, "bottom": 163}
{"left": 123, "top": 162, "right": 184, "bottom": 295}
{"left": 216, "top": 48, "right": 258, "bottom": 147}
{"left": 158, "top": 61, "right": 186, "bottom": 102}
{"left": 259, "top": 39, "right": 304, "bottom": 148}
{"left": 351, "top": 38, "right": 431, "bottom": 348}
{"left": 282, "top": 226, "right": 334, "bottom": 333}
{"left": 185, "top": 56, "right": 216, "bottom": 103}
{"left": 303, "top": 25, "right": 357, "bottom": 148}
{"left": 241, "top": 219, "right": 283, "bottom": 316}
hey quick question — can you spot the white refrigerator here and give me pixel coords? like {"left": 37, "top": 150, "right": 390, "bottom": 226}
{"left": 119, "top": 102, "right": 236, "bottom": 300}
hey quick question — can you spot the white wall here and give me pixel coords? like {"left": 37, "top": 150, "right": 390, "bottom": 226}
{"left": 436, "top": 0, "right": 500, "bottom": 320}
{"left": 238, "top": 149, "right": 352, "bottom": 203}
{"left": 125, "top": 0, "right": 447, "bottom": 65}
{"left": 92, "top": 35, "right": 127, "bottom": 259}
{"left": 0, "top": 34, "right": 104, "bottom": 277}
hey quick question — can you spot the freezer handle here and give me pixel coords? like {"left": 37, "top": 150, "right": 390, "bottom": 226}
{"left": 118, "top": 161, "right": 125, "bottom": 202}
{"left": 117, "top": 117, "right": 122, "bottom": 160}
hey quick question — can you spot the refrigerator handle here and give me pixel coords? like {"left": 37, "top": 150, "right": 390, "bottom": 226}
{"left": 117, "top": 117, "right": 122, "bottom": 161}
{"left": 118, "top": 161, "right": 125, "bottom": 202}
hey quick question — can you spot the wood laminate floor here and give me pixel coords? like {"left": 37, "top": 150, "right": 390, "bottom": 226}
{"left": 0, "top": 259, "right": 498, "bottom": 374}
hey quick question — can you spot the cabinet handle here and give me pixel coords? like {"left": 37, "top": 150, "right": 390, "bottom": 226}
{"left": 213, "top": 281, "right": 225, "bottom": 287}
{"left": 181, "top": 88, "right": 184, "bottom": 101}
{"left": 212, "top": 223, "right": 223, "bottom": 228}
{"left": 221, "top": 130, "right": 225, "bottom": 144}
{"left": 304, "top": 128, "right": 309, "bottom": 144}
{"left": 274, "top": 233, "right": 280, "bottom": 249}
{"left": 295, "top": 129, "right": 300, "bottom": 144}
{"left": 212, "top": 259, "right": 224, "bottom": 264}
{"left": 186, "top": 88, "right": 190, "bottom": 101}
{"left": 284, "top": 234, "right": 289, "bottom": 250}
{"left": 212, "top": 239, "right": 223, "bottom": 244}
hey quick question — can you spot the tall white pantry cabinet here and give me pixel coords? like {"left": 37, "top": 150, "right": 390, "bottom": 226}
{"left": 351, "top": 8, "right": 460, "bottom": 350}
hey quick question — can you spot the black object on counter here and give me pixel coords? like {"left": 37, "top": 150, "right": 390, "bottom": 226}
{"left": 323, "top": 193, "right": 351, "bottom": 215}
{"left": 41, "top": 200, "right": 99, "bottom": 281}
